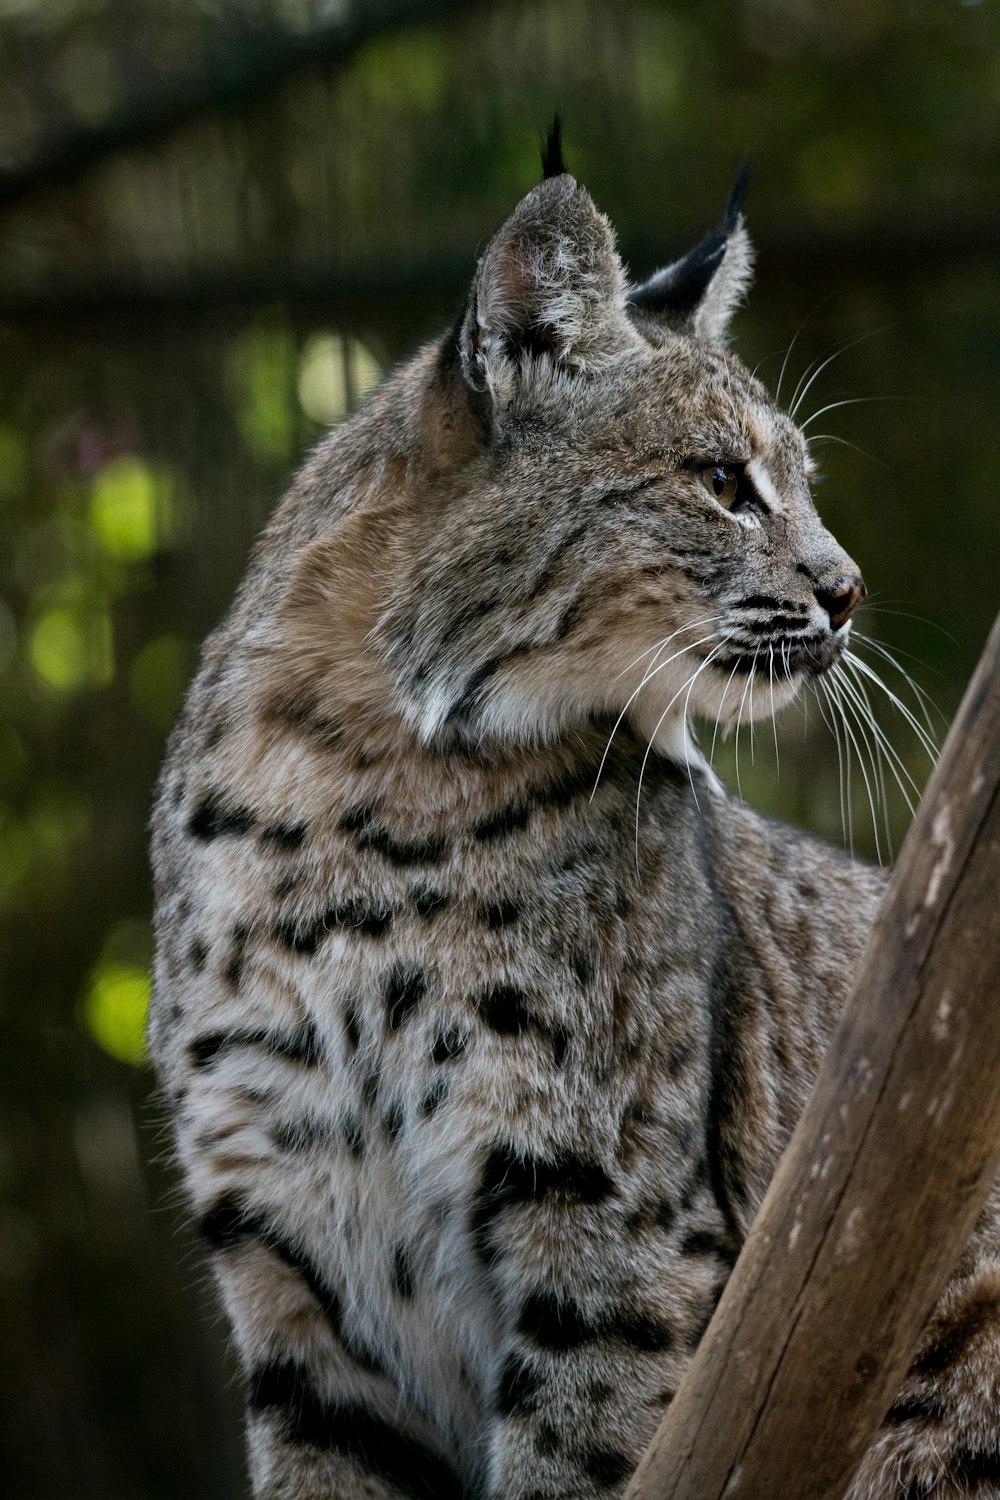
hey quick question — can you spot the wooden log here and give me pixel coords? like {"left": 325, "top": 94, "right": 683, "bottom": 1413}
{"left": 626, "top": 609, "right": 1000, "bottom": 1500}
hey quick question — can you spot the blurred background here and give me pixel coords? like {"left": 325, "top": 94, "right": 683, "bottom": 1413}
{"left": 1, "top": 0, "right": 998, "bottom": 1494}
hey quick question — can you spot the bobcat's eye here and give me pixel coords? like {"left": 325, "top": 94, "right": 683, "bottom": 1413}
{"left": 692, "top": 459, "right": 767, "bottom": 521}
{"left": 700, "top": 464, "right": 740, "bottom": 507}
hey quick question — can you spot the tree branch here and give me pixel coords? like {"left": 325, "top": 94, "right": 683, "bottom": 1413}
{"left": 626, "top": 607, "right": 1000, "bottom": 1500}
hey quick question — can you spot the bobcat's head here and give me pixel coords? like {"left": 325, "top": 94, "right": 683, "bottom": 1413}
{"left": 276, "top": 146, "right": 864, "bottom": 772}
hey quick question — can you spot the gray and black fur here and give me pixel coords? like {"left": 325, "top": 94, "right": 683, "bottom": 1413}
{"left": 150, "top": 151, "right": 1000, "bottom": 1499}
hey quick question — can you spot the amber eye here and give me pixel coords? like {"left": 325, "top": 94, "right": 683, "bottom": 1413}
{"left": 700, "top": 464, "right": 740, "bottom": 507}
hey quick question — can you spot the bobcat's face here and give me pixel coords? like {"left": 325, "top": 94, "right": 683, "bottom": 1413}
{"left": 277, "top": 166, "right": 864, "bottom": 770}
{"left": 372, "top": 170, "right": 863, "bottom": 766}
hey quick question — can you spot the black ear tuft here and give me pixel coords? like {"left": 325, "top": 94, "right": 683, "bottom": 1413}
{"left": 540, "top": 116, "right": 567, "bottom": 180}
{"left": 626, "top": 157, "right": 754, "bottom": 339}
{"left": 723, "top": 155, "right": 753, "bottom": 232}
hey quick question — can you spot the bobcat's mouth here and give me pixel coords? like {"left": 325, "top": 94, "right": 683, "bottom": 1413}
{"left": 714, "top": 629, "right": 847, "bottom": 681}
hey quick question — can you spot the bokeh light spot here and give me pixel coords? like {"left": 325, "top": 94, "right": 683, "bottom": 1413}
{"left": 298, "top": 334, "right": 381, "bottom": 425}
{"left": 129, "top": 634, "right": 189, "bottom": 729}
{"left": 28, "top": 604, "right": 114, "bottom": 692}
{"left": 82, "top": 962, "right": 150, "bottom": 1066}
{"left": 90, "top": 456, "right": 174, "bottom": 562}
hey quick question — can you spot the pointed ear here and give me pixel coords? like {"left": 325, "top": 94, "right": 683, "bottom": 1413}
{"left": 458, "top": 173, "right": 636, "bottom": 397}
{"left": 627, "top": 162, "right": 754, "bottom": 346}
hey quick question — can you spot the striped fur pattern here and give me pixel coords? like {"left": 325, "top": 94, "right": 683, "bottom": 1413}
{"left": 150, "top": 163, "right": 1000, "bottom": 1497}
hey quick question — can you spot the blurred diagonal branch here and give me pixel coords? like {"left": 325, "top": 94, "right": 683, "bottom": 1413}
{"left": 0, "top": 0, "right": 478, "bottom": 214}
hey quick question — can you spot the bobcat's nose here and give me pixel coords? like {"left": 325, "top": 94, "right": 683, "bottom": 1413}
{"left": 815, "top": 575, "right": 866, "bottom": 631}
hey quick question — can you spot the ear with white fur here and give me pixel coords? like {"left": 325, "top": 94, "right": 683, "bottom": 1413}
{"left": 627, "top": 162, "right": 754, "bottom": 346}
{"left": 458, "top": 172, "right": 636, "bottom": 398}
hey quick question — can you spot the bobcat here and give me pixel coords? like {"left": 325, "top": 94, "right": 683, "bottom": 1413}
{"left": 150, "top": 135, "right": 1000, "bottom": 1498}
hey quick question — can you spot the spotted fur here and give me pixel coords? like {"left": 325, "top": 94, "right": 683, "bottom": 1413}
{"left": 150, "top": 159, "right": 1000, "bottom": 1498}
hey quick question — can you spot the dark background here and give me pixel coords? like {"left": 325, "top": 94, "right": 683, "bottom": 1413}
{"left": 1, "top": 1, "right": 998, "bottom": 1494}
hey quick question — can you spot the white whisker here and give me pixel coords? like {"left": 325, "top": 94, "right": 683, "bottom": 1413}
{"left": 788, "top": 325, "right": 892, "bottom": 420}
{"left": 633, "top": 639, "right": 732, "bottom": 867}
{"left": 827, "top": 673, "right": 881, "bottom": 860}
{"left": 845, "top": 652, "right": 938, "bottom": 763}
{"left": 591, "top": 629, "right": 720, "bottom": 799}
{"left": 799, "top": 395, "right": 902, "bottom": 434}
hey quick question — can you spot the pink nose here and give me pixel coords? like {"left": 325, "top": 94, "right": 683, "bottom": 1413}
{"left": 815, "top": 576, "right": 866, "bottom": 631}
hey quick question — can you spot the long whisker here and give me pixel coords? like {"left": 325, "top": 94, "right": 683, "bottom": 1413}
{"left": 613, "top": 613, "right": 724, "bottom": 683}
{"left": 845, "top": 652, "right": 938, "bottom": 762}
{"left": 856, "top": 604, "right": 957, "bottom": 643}
{"left": 799, "top": 395, "right": 904, "bottom": 434}
{"left": 592, "top": 630, "right": 720, "bottom": 799}
{"left": 850, "top": 632, "right": 943, "bottom": 734}
{"left": 835, "top": 662, "right": 895, "bottom": 853}
{"left": 833, "top": 675, "right": 893, "bottom": 864}
{"left": 826, "top": 673, "right": 882, "bottom": 862}
{"left": 709, "top": 658, "right": 743, "bottom": 769}
{"left": 788, "top": 325, "right": 893, "bottom": 420}
{"left": 805, "top": 433, "right": 888, "bottom": 469}
{"left": 634, "top": 640, "right": 731, "bottom": 866}
{"left": 774, "top": 304, "right": 831, "bottom": 406}
{"left": 732, "top": 654, "right": 758, "bottom": 801}
{"left": 767, "top": 645, "right": 780, "bottom": 777}
{"left": 839, "top": 659, "right": 922, "bottom": 808}
{"left": 817, "top": 677, "right": 853, "bottom": 855}
{"left": 831, "top": 667, "right": 896, "bottom": 856}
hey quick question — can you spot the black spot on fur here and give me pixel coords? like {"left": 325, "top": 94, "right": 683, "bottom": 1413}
{"left": 413, "top": 887, "right": 449, "bottom": 920}
{"left": 913, "top": 1291, "right": 1000, "bottom": 1379}
{"left": 420, "top": 1078, "right": 448, "bottom": 1118}
{"left": 572, "top": 951, "right": 595, "bottom": 986}
{"left": 494, "top": 1354, "right": 540, "bottom": 1416}
{"left": 188, "top": 796, "right": 256, "bottom": 841}
{"left": 518, "top": 1291, "right": 671, "bottom": 1353}
{"left": 247, "top": 1358, "right": 465, "bottom": 1499}
{"left": 343, "top": 1003, "right": 361, "bottom": 1054}
{"left": 340, "top": 805, "right": 446, "bottom": 867}
{"left": 224, "top": 920, "right": 251, "bottom": 991}
{"left": 681, "top": 1228, "right": 738, "bottom": 1264}
{"left": 382, "top": 1103, "right": 404, "bottom": 1143}
{"left": 473, "top": 798, "right": 533, "bottom": 843}
{"left": 477, "top": 984, "right": 532, "bottom": 1034}
{"left": 535, "top": 1423, "right": 561, "bottom": 1457}
{"left": 392, "top": 1244, "right": 415, "bottom": 1300}
{"left": 654, "top": 1199, "right": 676, "bottom": 1232}
{"left": 263, "top": 694, "right": 343, "bottom": 753}
{"left": 432, "top": 1029, "right": 466, "bottom": 1064}
{"left": 550, "top": 1026, "right": 571, "bottom": 1068}
{"left": 188, "top": 1021, "right": 322, "bottom": 1070}
{"left": 189, "top": 938, "right": 208, "bottom": 972}
{"left": 470, "top": 1146, "right": 615, "bottom": 1262}
{"left": 518, "top": 1291, "right": 595, "bottom": 1349}
{"left": 360, "top": 1067, "right": 380, "bottom": 1110}
{"left": 479, "top": 897, "right": 522, "bottom": 927}
{"left": 951, "top": 1450, "right": 1000, "bottom": 1486}
{"left": 275, "top": 900, "right": 393, "bottom": 953}
{"left": 604, "top": 1308, "right": 673, "bottom": 1351}
{"left": 885, "top": 1392, "right": 947, "bottom": 1425}
{"left": 472, "top": 756, "right": 596, "bottom": 843}
{"left": 202, "top": 714, "right": 226, "bottom": 750}
{"left": 198, "top": 1194, "right": 344, "bottom": 1333}
{"left": 343, "top": 1115, "right": 365, "bottom": 1158}
{"left": 272, "top": 1120, "right": 318, "bottom": 1153}
{"left": 386, "top": 967, "right": 427, "bottom": 1030}
{"left": 261, "top": 821, "right": 307, "bottom": 850}
{"left": 580, "top": 1448, "right": 632, "bottom": 1486}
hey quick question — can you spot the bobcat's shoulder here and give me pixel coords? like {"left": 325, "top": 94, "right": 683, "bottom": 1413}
{"left": 150, "top": 153, "right": 998, "bottom": 1500}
